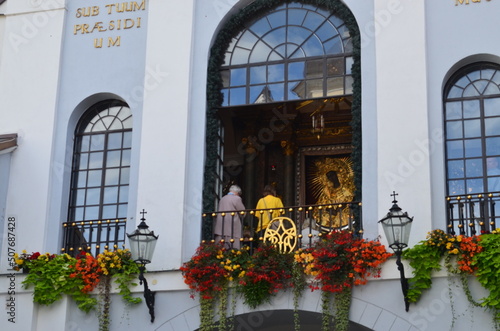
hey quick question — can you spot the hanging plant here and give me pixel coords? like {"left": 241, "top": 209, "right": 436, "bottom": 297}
{"left": 295, "top": 231, "right": 392, "bottom": 331}
{"left": 180, "top": 243, "right": 252, "bottom": 330}
{"left": 470, "top": 231, "right": 500, "bottom": 322}
{"left": 402, "top": 229, "right": 500, "bottom": 326}
{"left": 237, "top": 244, "right": 295, "bottom": 309}
{"left": 182, "top": 231, "right": 391, "bottom": 331}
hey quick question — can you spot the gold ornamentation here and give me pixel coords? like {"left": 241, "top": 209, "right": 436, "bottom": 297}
{"left": 263, "top": 217, "right": 297, "bottom": 253}
{"left": 308, "top": 156, "right": 355, "bottom": 229}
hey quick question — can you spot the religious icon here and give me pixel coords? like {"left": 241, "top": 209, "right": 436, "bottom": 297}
{"left": 307, "top": 156, "right": 355, "bottom": 230}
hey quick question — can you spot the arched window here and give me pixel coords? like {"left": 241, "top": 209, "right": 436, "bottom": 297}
{"left": 444, "top": 63, "right": 500, "bottom": 196}
{"left": 221, "top": 3, "right": 353, "bottom": 106}
{"left": 63, "top": 100, "right": 132, "bottom": 254}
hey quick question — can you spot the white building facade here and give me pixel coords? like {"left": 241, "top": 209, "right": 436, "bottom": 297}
{"left": 0, "top": 0, "right": 499, "bottom": 330}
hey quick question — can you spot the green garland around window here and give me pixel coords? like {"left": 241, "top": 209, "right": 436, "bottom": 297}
{"left": 202, "top": 0, "right": 362, "bottom": 239}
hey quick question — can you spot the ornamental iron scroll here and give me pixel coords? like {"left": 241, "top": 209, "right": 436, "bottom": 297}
{"left": 263, "top": 217, "right": 297, "bottom": 253}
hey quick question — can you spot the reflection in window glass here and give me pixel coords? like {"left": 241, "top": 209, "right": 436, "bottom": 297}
{"left": 89, "top": 152, "right": 104, "bottom": 169}
{"left": 345, "top": 76, "right": 353, "bottom": 94}
{"left": 448, "top": 180, "right": 464, "bottom": 195}
{"left": 466, "top": 159, "right": 483, "bottom": 177}
{"left": 268, "top": 64, "right": 285, "bottom": 83}
{"left": 448, "top": 160, "right": 464, "bottom": 178}
{"left": 324, "top": 37, "right": 343, "bottom": 55}
{"left": 268, "top": 11, "right": 286, "bottom": 28}
{"left": 268, "top": 83, "right": 285, "bottom": 101}
{"left": 466, "top": 179, "right": 483, "bottom": 194}
{"left": 104, "top": 187, "right": 118, "bottom": 204}
{"left": 463, "top": 100, "right": 480, "bottom": 118}
{"left": 485, "top": 117, "right": 500, "bottom": 136}
{"left": 447, "top": 140, "right": 464, "bottom": 159}
{"left": 485, "top": 98, "right": 500, "bottom": 116}
{"left": 316, "top": 21, "right": 338, "bottom": 42}
{"left": 326, "top": 77, "right": 344, "bottom": 96}
{"left": 250, "top": 66, "right": 266, "bottom": 84}
{"left": 231, "top": 68, "right": 247, "bottom": 86}
{"left": 288, "top": 62, "right": 305, "bottom": 80}
{"left": 486, "top": 137, "right": 500, "bottom": 156}
{"left": 327, "top": 58, "right": 344, "bottom": 76}
{"left": 464, "top": 139, "right": 482, "bottom": 158}
{"left": 301, "top": 36, "right": 324, "bottom": 57}
{"left": 447, "top": 121, "right": 463, "bottom": 139}
{"left": 221, "top": 70, "right": 230, "bottom": 87}
{"left": 306, "top": 79, "right": 323, "bottom": 98}
{"left": 464, "top": 119, "right": 481, "bottom": 138}
{"left": 446, "top": 102, "right": 462, "bottom": 120}
{"left": 287, "top": 81, "right": 302, "bottom": 100}
{"left": 229, "top": 87, "right": 246, "bottom": 105}
{"left": 305, "top": 60, "right": 323, "bottom": 79}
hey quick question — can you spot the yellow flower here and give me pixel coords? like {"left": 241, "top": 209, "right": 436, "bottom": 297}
{"left": 15, "top": 259, "right": 23, "bottom": 265}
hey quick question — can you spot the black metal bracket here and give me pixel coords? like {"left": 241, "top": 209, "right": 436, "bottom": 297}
{"left": 395, "top": 251, "right": 410, "bottom": 312}
{"left": 139, "top": 266, "right": 156, "bottom": 323}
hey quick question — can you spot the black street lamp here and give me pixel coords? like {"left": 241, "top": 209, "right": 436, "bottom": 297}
{"left": 127, "top": 210, "right": 159, "bottom": 323}
{"left": 378, "top": 192, "right": 413, "bottom": 312}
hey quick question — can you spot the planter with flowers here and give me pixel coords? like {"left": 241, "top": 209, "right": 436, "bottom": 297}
{"left": 294, "top": 231, "right": 392, "bottom": 331}
{"left": 181, "top": 230, "right": 392, "bottom": 331}
{"left": 14, "top": 249, "right": 141, "bottom": 331}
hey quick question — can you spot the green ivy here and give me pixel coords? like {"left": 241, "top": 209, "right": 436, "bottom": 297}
{"left": 472, "top": 233, "right": 500, "bottom": 321}
{"left": 402, "top": 241, "right": 443, "bottom": 303}
{"left": 22, "top": 253, "right": 98, "bottom": 312}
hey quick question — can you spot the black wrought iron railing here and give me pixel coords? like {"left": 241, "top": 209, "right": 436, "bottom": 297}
{"left": 203, "top": 201, "right": 362, "bottom": 249}
{"left": 61, "top": 218, "right": 127, "bottom": 256}
{"left": 446, "top": 193, "right": 500, "bottom": 236}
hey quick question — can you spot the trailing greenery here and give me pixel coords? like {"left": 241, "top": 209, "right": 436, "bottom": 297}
{"left": 202, "top": 0, "right": 362, "bottom": 238}
{"left": 472, "top": 233, "right": 500, "bottom": 321}
{"left": 403, "top": 229, "right": 500, "bottom": 327}
{"left": 14, "top": 249, "right": 141, "bottom": 330}
{"left": 402, "top": 233, "right": 444, "bottom": 303}
{"left": 183, "top": 231, "right": 391, "bottom": 331}
{"left": 19, "top": 252, "right": 98, "bottom": 312}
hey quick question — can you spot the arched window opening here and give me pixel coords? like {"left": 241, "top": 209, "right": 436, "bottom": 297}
{"left": 63, "top": 100, "right": 132, "bottom": 255}
{"left": 203, "top": 1, "right": 361, "bottom": 241}
{"left": 445, "top": 63, "right": 500, "bottom": 196}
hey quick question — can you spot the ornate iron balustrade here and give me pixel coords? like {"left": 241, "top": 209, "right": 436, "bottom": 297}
{"left": 446, "top": 193, "right": 500, "bottom": 236}
{"left": 203, "top": 201, "right": 362, "bottom": 249}
{"left": 61, "top": 218, "right": 127, "bottom": 256}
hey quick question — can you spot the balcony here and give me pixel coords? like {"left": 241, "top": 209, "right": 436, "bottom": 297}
{"left": 446, "top": 193, "right": 500, "bottom": 236}
{"left": 202, "top": 201, "right": 362, "bottom": 249}
{"left": 61, "top": 218, "right": 127, "bottom": 256}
